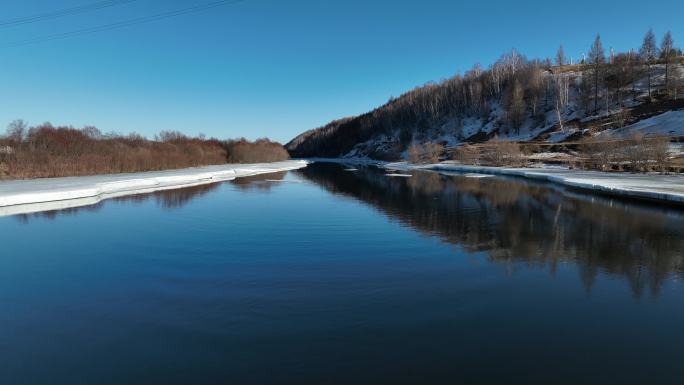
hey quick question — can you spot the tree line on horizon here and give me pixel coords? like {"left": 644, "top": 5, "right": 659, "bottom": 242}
{"left": 287, "top": 29, "right": 684, "bottom": 159}
{"left": 0, "top": 121, "right": 289, "bottom": 179}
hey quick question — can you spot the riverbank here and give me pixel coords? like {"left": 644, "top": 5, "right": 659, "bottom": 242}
{"left": 0, "top": 160, "right": 308, "bottom": 216}
{"left": 385, "top": 161, "right": 684, "bottom": 206}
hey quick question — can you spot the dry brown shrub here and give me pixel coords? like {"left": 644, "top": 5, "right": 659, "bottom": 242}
{"left": 615, "top": 108, "right": 631, "bottom": 128}
{"left": 452, "top": 144, "right": 480, "bottom": 165}
{"left": 224, "top": 138, "right": 290, "bottom": 164}
{"left": 479, "top": 138, "right": 524, "bottom": 167}
{"left": 646, "top": 136, "right": 671, "bottom": 172}
{"left": 407, "top": 142, "right": 444, "bottom": 164}
{"left": 1, "top": 124, "right": 289, "bottom": 179}
{"left": 623, "top": 133, "right": 651, "bottom": 172}
{"left": 580, "top": 136, "right": 624, "bottom": 170}
{"left": 581, "top": 133, "right": 671, "bottom": 172}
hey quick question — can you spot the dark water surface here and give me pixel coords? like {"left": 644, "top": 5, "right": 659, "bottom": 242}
{"left": 1, "top": 163, "right": 683, "bottom": 385}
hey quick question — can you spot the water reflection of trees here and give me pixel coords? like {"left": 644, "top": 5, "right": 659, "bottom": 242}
{"left": 14, "top": 182, "right": 222, "bottom": 222}
{"left": 14, "top": 172, "right": 289, "bottom": 222}
{"left": 230, "top": 171, "right": 287, "bottom": 191}
{"left": 299, "top": 163, "right": 684, "bottom": 297}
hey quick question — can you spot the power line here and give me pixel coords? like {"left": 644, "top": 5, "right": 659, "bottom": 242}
{"left": 4, "top": 0, "right": 246, "bottom": 48}
{"left": 0, "top": 0, "right": 139, "bottom": 29}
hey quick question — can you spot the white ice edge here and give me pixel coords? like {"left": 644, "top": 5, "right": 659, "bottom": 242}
{"left": 385, "top": 173, "right": 413, "bottom": 177}
{"left": 384, "top": 161, "right": 684, "bottom": 206}
{"left": 0, "top": 160, "right": 308, "bottom": 216}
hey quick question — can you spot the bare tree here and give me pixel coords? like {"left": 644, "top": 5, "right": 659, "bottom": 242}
{"left": 554, "top": 74, "right": 570, "bottom": 131}
{"left": 640, "top": 28, "right": 657, "bottom": 100}
{"left": 556, "top": 45, "right": 566, "bottom": 67}
{"left": 82, "top": 126, "right": 102, "bottom": 139}
{"left": 627, "top": 48, "right": 638, "bottom": 95}
{"left": 156, "top": 130, "right": 187, "bottom": 142}
{"left": 606, "top": 53, "right": 634, "bottom": 108}
{"left": 526, "top": 65, "right": 543, "bottom": 119}
{"left": 588, "top": 34, "right": 605, "bottom": 113}
{"left": 500, "top": 49, "right": 525, "bottom": 77}
{"left": 408, "top": 142, "right": 443, "bottom": 164}
{"left": 672, "top": 62, "right": 683, "bottom": 100}
{"left": 506, "top": 80, "right": 526, "bottom": 134}
{"left": 481, "top": 137, "right": 524, "bottom": 167}
{"left": 661, "top": 31, "right": 675, "bottom": 98}
{"left": 6, "top": 120, "right": 28, "bottom": 143}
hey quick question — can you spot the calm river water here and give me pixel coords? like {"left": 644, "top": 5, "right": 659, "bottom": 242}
{"left": 1, "top": 162, "right": 683, "bottom": 385}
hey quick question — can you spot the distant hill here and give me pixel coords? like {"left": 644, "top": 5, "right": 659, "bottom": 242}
{"left": 287, "top": 31, "right": 684, "bottom": 161}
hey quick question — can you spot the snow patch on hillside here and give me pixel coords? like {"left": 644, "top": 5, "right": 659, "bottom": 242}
{"left": 598, "top": 110, "right": 684, "bottom": 138}
{"left": 548, "top": 129, "right": 582, "bottom": 143}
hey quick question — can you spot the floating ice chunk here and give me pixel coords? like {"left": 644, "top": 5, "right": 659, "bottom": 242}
{"left": 464, "top": 174, "right": 494, "bottom": 178}
{"left": 385, "top": 173, "right": 413, "bottom": 178}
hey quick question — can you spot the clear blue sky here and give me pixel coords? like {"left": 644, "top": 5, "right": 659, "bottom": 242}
{"left": 1, "top": 0, "right": 682, "bottom": 143}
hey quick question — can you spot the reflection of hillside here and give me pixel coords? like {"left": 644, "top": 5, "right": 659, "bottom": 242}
{"left": 15, "top": 172, "right": 289, "bottom": 222}
{"left": 15, "top": 182, "right": 222, "bottom": 222}
{"left": 15, "top": 172, "right": 287, "bottom": 222}
{"left": 299, "top": 163, "right": 684, "bottom": 297}
{"left": 125, "top": 182, "right": 222, "bottom": 209}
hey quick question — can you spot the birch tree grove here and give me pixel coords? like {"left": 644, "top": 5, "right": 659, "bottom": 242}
{"left": 287, "top": 31, "right": 682, "bottom": 158}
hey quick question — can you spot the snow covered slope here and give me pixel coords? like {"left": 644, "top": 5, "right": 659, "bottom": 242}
{"left": 288, "top": 60, "right": 684, "bottom": 160}
{"left": 598, "top": 110, "right": 684, "bottom": 138}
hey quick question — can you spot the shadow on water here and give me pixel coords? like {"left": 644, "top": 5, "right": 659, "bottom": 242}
{"left": 13, "top": 171, "right": 287, "bottom": 222}
{"left": 298, "top": 162, "right": 684, "bottom": 298}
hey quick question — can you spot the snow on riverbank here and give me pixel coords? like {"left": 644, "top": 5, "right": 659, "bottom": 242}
{"left": 385, "top": 161, "right": 684, "bottom": 206}
{"left": 0, "top": 160, "right": 308, "bottom": 216}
